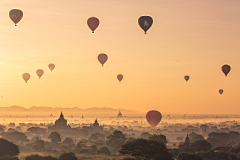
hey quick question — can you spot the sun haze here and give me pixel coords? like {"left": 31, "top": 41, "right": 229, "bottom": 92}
{"left": 0, "top": 0, "right": 240, "bottom": 114}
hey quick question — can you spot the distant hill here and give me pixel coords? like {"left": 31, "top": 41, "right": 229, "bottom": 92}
{"left": 0, "top": 105, "right": 143, "bottom": 116}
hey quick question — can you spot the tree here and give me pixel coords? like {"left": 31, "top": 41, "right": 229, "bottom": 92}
{"left": 228, "top": 131, "right": 240, "bottom": 141}
{"left": 32, "top": 139, "right": 45, "bottom": 150}
{"left": 206, "top": 137, "right": 220, "bottom": 148}
{"left": 79, "top": 148, "right": 89, "bottom": 153}
{"left": 58, "top": 152, "right": 77, "bottom": 160}
{"left": 81, "top": 129, "right": 88, "bottom": 137}
{"left": 27, "top": 127, "right": 46, "bottom": 134}
{"left": 76, "top": 140, "right": 86, "bottom": 149}
{"left": 189, "top": 132, "right": 198, "bottom": 139}
{"left": 119, "top": 139, "right": 173, "bottom": 160}
{"left": 0, "top": 156, "right": 19, "bottom": 160}
{"left": 0, "top": 131, "right": 29, "bottom": 142}
{"left": 0, "top": 138, "right": 20, "bottom": 157}
{"left": 89, "top": 133, "right": 105, "bottom": 141}
{"left": 107, "top": 130, "right": 126, "bottom": 151}
{"left": 7, "top": 128, "right": 17, "bottom": 132}
{"left": 189, "top": 140, "right": 212, "bottom": 152}
{"left": 48, "top": 132, "right": 61, "bottom": 143}
{"left": 15, "top": 126, "right": 21, "bottom": 132}
{"left": 149, "top": 134, "right": 168, "bottom": 144}
{"left": 208, "top": 132, "right": 229, "bottom": 146}
{"left": 62, "top": 137, "right": 74, "bottom": 146}
{"left": 25, "top": 154, "right": 57, "bottom": 160}
{"left": 200, "top": 125, "right": 209, "bottom": 135}
{"left": 89, "top": 144, "right": 97, "bottom": 153}
{"left": 123, "top": 157, "right": 135, "bottom": 160}
{"left": 191, "top": 135, "right": 204, "bottom": 142}
{"left": 97, "top": 146, "right": 110, "bottom": 154}
{"left": 140, "top": 132, "right": 151, "bottom": 139}
{"left": 8, "top": 123, "right": 15, "bottom": 128}
{"left": 177, "top": 153, "right": 203, "bottom": 160}
{"left": 176, "top": 136, "right": 183, "bottom": 141}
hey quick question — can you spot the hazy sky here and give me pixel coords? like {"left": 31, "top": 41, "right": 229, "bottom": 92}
{"left": 0, "top": 0, "right": 240, "bottom": 114}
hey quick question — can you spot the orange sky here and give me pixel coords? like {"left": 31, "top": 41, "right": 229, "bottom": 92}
{"left": 0, "top": 0, "right": 240, "bottom": 114}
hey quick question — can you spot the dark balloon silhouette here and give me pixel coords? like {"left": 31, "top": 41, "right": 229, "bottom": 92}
{"left": 222, "top": 64, "right": 231, "bottom": 76}
{"left": 98, "top": 53, "right": 108, "bottom": 67}
{"left": 36, "top": 69, "right": 44, "bottom": 79}
{"left": 117, "top": 74, "right": 123, "bottom": 82}
{"left": 48, "top": 64, "right": 55, "bottom": 72}
{"left": 146, "top": 110, "right": 162, "bottom": 129}
{"left": 138, "top": 16, "right": 153, "bottom": 34}
{"left": 87, "top": 17, "right": 99, "bottom": 33}
{"left": 184, "top": 75, "right": 189, "bottom": 82}
{"left": 219, "top": 89, "right": 223, "bottom": 95}
{"left": 9, "top": 9, "right": 23, "bottom": 26}
{"left": 22, "top": 73, "right": 30, "bottom": 83}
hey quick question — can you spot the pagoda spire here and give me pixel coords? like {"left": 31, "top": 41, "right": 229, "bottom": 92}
{"left": 60, "top": 111, "right": 64, "bottom": 118}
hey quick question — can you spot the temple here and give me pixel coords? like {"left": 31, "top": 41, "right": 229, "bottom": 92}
{"left": 118, "top": 110, "right": 123, "bottom": 117}
{"left": 48, "top": 112, "right": 71, "bottom": 131}
{"left": 178, "top": 134, "right": 191, "bottom": 152}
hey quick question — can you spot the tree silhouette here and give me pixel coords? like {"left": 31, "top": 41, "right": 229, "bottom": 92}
{"left": 189, "top": 140, "right": 212, "bottom": 152}
{"left": 89, "top": 133, "right": 105, "bottom": 141}
{"left": 58, "top": 152, "right": 77, "bottom": 160}
{"left": 0, "top": 138, "right": 20, "bottom": 157}
{"left": 89, "top": 144, "right": 97, "bottom": 153}
{"left": 177, "top": 153, "right": 203, "bottom": 160}
{"left": 48, "top": 132, "right": 61, "bottom": 143}
{"left": 76, "top": 140, "right": 86, "bottom": 149}
{"left": 149, "top": 134, "right": 168, "bottom": 144}
{"left": 107, "top": 130, "right": 126, "bottom": 151}
{"left": 208, "top": 132, "right": 230, "bottom": 146}
{"left": 1, "top": 131, "right": 29, "bottom": 142}
{"left": 119, "top": 138, "right": 173, "bottom": 160}
{"left": 32, "top": 139, "right": 45, "bottom": 150}
{"left": 0, "top": 155, "right": 19, "bottom": 160}
{"left": 25, "top": 154, "right": 57, "bottom": 160}
{"left": 62, "top": 137, "right": 74, "bottom": 146}
{"left": 97, "top": 146, "right": 110, "bottom": 154}
{"left": 140, "top": 132, "right": 152, "bottom": 139}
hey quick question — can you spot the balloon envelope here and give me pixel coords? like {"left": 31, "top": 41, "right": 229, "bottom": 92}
{"left": 222, "top": 64, "right": 231, "bottom": 76}
{"left": 48, "top": 64, "right": 55, "bottom": 72}
{"left": 22, "top": 73, "right": 30, "bottom": 83}
{"left": 87, "top": 17, "right": 99, "bottom": 33}
{"left": 9, "top": 9, "right": 23, "bottom": 26}
{"left": 98, "top": 53, "right": 108, "bottom": 66}
{"left": 219, "top": 89, "right": 223, "bottom": 95}
{"left": 184, "top": 75, "right": 189, "bottom": 81}
{"left": 36, "top": 69, "right": 44, "bottom": 79}
{"left": 117, "top": 74, "right": 123, "bottom": 82}
{"left": 146, "top": 110, "right": 162, "bottom": 129}
{"left": 138, "top": 16, "right": 153, "bottom": 34}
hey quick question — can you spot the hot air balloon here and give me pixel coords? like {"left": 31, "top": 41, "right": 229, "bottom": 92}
{"left": 48, "top": 63, "right": 55, "bottom": 72}
{"left": 117, "top": 74, "right": 123, "bottom": 82}
{"left": 184, "top": 75, "right": 189, "bottom": 81}
{"left": 87, "top": 17, "right": 99, "bottom": 33}
{"left": 222, "top": 64, "right": 231, "bottom": 76}
{"left": 98, "top": 53, "right": 108, "bottom": 67}
{"left": 36, "top": 69, "right": 44, "bottom": 79}
{"left": 219, "top": 89, "right": 223, "bottom": 95}
{"left": 9, "top": 9, "right": 23, "bottom": 26}
{"left": 138, "top": 16, "right": 153, "bottom": 34}
{"left": 22, "top": 73, "right": 30, "bottom": 83}
{"left": 146, "top": 110, "right": 162, "bottom": 129}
